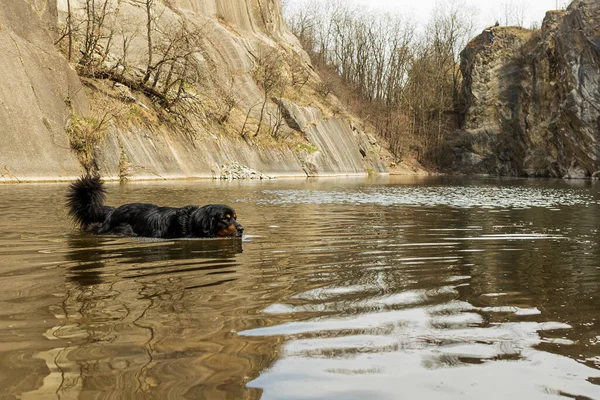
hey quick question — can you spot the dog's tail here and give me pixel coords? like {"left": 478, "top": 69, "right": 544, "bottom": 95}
{"left": 66, "top": 175, "right": 108, "bottom": 230}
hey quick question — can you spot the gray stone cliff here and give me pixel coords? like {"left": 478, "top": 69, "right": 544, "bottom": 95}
{"left": 444, "top": 0, "right": 600, "bottom": 178}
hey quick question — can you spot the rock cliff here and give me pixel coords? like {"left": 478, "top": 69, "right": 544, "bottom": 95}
{"left": 0, "top": 0, "right": 87, "bottom": 182}
{"left": 0, "top": 0, "right": 392, "bottom": 182}
{"left": 444, "top": 0, "right": 600, "bottom": 178}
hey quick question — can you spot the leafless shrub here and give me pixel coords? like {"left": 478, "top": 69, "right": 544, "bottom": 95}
{"left": 251, "top": 48, "right": 289, "bottom": 137}
{"left": 56, "top": 0, "right": 208, "bottom": 136}
{"left": 289, "top": 54, "right": 311, "bottom": 90}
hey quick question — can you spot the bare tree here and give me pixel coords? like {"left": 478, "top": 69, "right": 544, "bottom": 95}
{"left": 284, "top": 0, "right": 476, "bottom": 165}
{"left": 241, "top": 101, "right": 261, "bottom": 138}
{"left": 289, "top": 53, "right": 311, "bottom": 90}
{"left": 111, "top": 12, "right": 141, "bottom": 79}
{"left": 54, "top": 0, "right": 75, "bottom": 60}
{"left": 214, "top": 77, "right": 236, "bottom": 124}
{"left": 491, "top": 0, "right": 528, "bottom": 27}
{"left": 66, "top": 0, "right": 73, "bottom": 60}
{"left": 80, "top": 0, "right": 114, "bottom": 68}
{"left": 269, "top": 98, "right": 287, "bottom": 139}
{"left": 130, "top": 0, "right": 156, "bottom": 83}
{"left": 251, "top": 48, "right": 288, "bottom": 137}
{"left": 145, "top": 18, "right": 205, "bottom": 106}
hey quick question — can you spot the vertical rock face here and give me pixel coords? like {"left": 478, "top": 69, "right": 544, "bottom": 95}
{"left": 446, "top": 26, "right": 533, "bottom": 176}
{"left": 0, "top": 0, "right": 87, "bottom": 182}
{"left": 445, "top": 0, "right": 600, "bottom": 178}
{"left": 0, "top": 0, "right": 390, "bottom": 182}
{"left": 87, "top": 0, "right": 388, "bottom": 180}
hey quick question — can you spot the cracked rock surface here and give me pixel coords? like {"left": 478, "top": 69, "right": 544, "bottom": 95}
{"left": 443, "top": 0, "right": 600, "bottom": 178}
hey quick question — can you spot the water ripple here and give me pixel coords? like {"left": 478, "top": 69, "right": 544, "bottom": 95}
{"left": 260, "top": 185, "right": 599, "bottom": 209}
{"left": 0, "top": 177, "right": 599, "bottom": 399}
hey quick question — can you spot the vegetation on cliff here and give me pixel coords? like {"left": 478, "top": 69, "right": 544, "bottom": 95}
{"left": 49, "top": 0, "right": 391, "bottom": 178}
{"left": 283, "top": 0, "right": 477, "bottom": 167}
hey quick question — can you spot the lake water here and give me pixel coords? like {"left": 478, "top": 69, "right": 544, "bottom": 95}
{"left": 0, "top": 176, "right": 599, "bottom": 399}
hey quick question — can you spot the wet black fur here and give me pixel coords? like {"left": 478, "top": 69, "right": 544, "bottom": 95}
{"left": 66, "top": 176, "right": 243, "bottom": 238}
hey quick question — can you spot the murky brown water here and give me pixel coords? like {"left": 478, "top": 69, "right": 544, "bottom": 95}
{"left": 0, "top": 176, "right": 599, "bottom": 399}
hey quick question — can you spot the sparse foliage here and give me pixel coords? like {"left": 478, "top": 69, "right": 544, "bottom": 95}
{"left": 67, "top": 112, "right": 112, "bottom": 174}
{"left": 56, "top": 0, "right": 207, "bottom": 121}
{"left": 284, "top": 0, "right": 477, "bottom": 165}
{"left": 251, "top": 48, "right": 289, "bottom": 137}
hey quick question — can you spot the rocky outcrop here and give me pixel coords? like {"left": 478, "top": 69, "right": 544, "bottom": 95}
{"left": 0, "top": 0, "right": 393, "bottom": 182}
{"left": 218, "top": 162, "right": 272, "bottom": 179}
{"left": 444, "top": 0, "right": 600, "bottom": 178}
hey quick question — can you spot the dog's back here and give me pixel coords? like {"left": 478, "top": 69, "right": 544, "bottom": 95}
{"left": 98, "top": 203, "right": 190, "bottom": 238}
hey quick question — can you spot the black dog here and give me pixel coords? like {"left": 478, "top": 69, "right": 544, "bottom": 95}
{"left": 66, "top": 176, "right": 243, "bottom": 238}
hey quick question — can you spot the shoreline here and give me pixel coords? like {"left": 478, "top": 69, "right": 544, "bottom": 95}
{"left": 0, "top": 172, "right": 380, "bottom": 185}
{"left": 0, "top": 160, "right": 434, "bottom": 184}
{"left": 5, "top": 171, "right": 599, "bottom": 185}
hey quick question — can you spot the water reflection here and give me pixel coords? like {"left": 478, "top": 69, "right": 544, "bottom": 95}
{"left": 65, "top": 236, "right": 243, "bottom": 286}
{"left": 0, "top": 177, "right": 598, "bottom": 399}
{"left": 28, "top": 236, "right": 255, "bottom": 399}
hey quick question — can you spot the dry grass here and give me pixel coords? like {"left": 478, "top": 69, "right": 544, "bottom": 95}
{"left": 66, "top": 114, "right": 107, "bottom": 173}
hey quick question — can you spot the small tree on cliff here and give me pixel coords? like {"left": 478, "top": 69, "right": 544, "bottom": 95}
{"left": 54, "top": 0, "right": 74, "bottom": 60}
{"left": 145, "top": 18, "right": 206, "bottom": 108}
{"left": 251, "top": 48, "right": 288, "bottom": 137}
{"left": 77, "top": 0, "right": 117, "bottom": 71}
{"left": 56, "top": 0, "right": 207, "bottom": 118}
{"left": 130, "top": 0, "right": 157, "bottom": 83}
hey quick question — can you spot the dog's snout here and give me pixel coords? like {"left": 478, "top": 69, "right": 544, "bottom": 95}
{"left": 237, "top": 225, "right": 244, "bottom": 233}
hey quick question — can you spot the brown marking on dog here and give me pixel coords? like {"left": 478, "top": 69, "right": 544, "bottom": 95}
{"left": 217, "top": 224, "right": 237, "bottom": 237}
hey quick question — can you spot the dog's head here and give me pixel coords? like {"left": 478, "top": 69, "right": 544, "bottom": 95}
{"left": 191, "top": 205, "right": 244, "bottom": 238}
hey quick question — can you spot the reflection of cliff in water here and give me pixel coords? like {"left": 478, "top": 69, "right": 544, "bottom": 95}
{"left": 28, "top": 236, "right": 275, "bottom": 399}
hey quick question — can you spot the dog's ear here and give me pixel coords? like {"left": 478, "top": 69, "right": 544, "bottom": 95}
{"left": 200, "top": 214, "right": 216, "bottom": 236}
{"left": 195, "top": 206, "right": 219, "bottom": 237}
